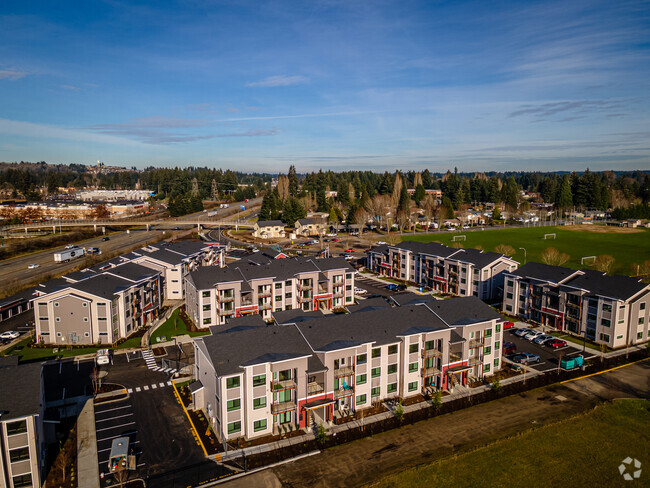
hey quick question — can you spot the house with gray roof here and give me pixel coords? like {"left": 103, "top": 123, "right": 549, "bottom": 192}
{"left": 294, "top": 218, "right": 328, "bottom": 237}
{"left": 503, "top": 262, "right": 650, "bottom": 348}
{"left": 367, "top": 241, "right": 518, "bottom": 300}
{"left": 191, "top": 296, "right": 505, "bottom": 442}
{"left": 252, "top": 220, "right": 285, "bottom": 239}
{"left": 185, "top": 257, "right": 356, "bottom": 327}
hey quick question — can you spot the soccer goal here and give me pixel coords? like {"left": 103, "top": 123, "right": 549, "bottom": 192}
{"left": 452, "top": 235, "right": 466, "bottom": 242}
{"left": 543, "top": 233, "right": 556, "bottom": 240}
{"left": 581, "top": 256, "right": 596, "bottom": 265}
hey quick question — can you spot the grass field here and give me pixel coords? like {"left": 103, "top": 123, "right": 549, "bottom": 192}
{"left": 150, "top": 308, "right": 209, "bottom": 344}
{"left": 370, "top": 399, "right": 649, "bottom": 488}
{"left": 402, "top": 225, "right": 650, "bottom": 276}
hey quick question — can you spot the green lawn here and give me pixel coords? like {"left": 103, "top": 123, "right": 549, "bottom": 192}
{"left": 371, "top": 399, "right": 649, "bottom": 488}
{"left": 402, "top": 225, "right": 650, "bottom": 276}
{"left": 150, "top": 308, "right": 209, "bottom": 344}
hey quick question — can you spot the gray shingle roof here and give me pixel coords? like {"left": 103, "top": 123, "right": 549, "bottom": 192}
{"left": 256, "top": 220, "right": 284, "bottom": 227}
{"left": 0, "top": 361, "right": 42, "bottom": 420}
{"left": 346, "top": 297, "right": 391, "bottom": 313}
{"left": 104, "top": 262, "right": 160, "bottom": 283}
{"left": 447, "top": 248, "right": 513, "bottom": 268}
{"left": 389, "top": 293, "right": 437, "bottom": 307}
{"left": 509, "top": 262, "right": 581, "bottom": 283}
{"left": 68, "top": 273, "right": 135, "bottom": 299}
{"left": 273, "top": 309, "right": 325, "bottom": 324}
{"left": 565, "top": 270, "right": 648, "bottom": 301}
{"left": 426, "top": 296, "right": 504, "bottom": 326}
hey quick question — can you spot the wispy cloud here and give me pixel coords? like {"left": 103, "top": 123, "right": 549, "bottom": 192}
{"left": 0, "top": 69, "right": 28, "bottom": 80}
{"left": 509, "top": 99, "right": 627, "bottom": 120}
{"left": 246, "top": 75, "right": 309, "bottom": 87}
{"left": 61, "top": 84, "right": 80, "bottom": 91}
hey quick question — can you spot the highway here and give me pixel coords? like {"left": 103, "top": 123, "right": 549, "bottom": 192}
{"left": 0, "top": 198, "right": 261, "bottom": 297}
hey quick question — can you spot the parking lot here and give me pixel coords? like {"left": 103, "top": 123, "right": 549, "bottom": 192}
{"left": 95, "top": 399, "right": 140, "bottom": 480}
{"left": 355, "top": 275, "right": 408, "bottom": 298}
{"left": 503, "top": 325, "right": 596, "bottom": 373}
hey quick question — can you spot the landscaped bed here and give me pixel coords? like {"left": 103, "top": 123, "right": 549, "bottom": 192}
{"left": 150, "top": 308, "right": 209, "bottom": 343}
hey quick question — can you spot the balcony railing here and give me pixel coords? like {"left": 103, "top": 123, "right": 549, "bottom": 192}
{"left": 468, "top": 356, "right": 483, "bottom": 367}
{"left": 334, "top": 366, "right": 354, "bottom": 378}
{"left": 307, "top": 382, "right": 324, "bottom": 396}
{"left": 298, "top": 294, "right": 312, "bottom": 302}
{"left": 258, "top": 290, "right": 272, "bottom": 297}
{"left": 334, "top": 387, "right": 354, "bottom": 399}
{"left": 297, "top": 282, "right": 313, "bottom": 291}
{"left": 218, "top": 295, "right": 234, "bottom": 302}
{"left": 259, "top": 302, "right": 272, "bottom": 310}
{"left": 422, "top": 348, "right": 442, "bottom": 358}
{"left": 272, "top": 379, "right": 296, "bottom": 391}
{"left": 271, "top": 401, "right": 297, "bottom": 414}
{"left": 421, "top": 366, "right": 441, "bottom": 377}
{"left": 449, "top": 352, "right": 463, "bottom": 362}
{"left": 469, "top": 338, "right": 484, "bottom": 348}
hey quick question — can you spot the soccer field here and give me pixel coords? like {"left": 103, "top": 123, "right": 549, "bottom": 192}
{"left": 402, "top": 225, "right": 650, "bottom": 276}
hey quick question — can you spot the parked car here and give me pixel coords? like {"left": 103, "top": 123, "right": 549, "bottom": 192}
{"left": 524, "top": 330, "right": 544, "bottom": 341}
{"left": 331, "top": 238, "right": 339, "bottom": 242}
{"left": 377, "top": 241, "right": 388, "bottom": 245}
{"left": 65, "top": 244, "right": 76, "bottom": 249}
{"left": 28, "top": 264, "right": 40, "bottom": 269}
{"left": 345, "top": 248, "right": 355, "bottom": 252}
{"left": 354, "top": 287, "right": 367, "bottom": 295}
{"left": 546, "top": 338, "right": 568, "bottom": 349}
{"left": 96, "top": 349, "right": 112, "bottom": 365}
{"left": 0, "top": 331, "right": 20, "bottom": 341}
{"left": 514, "top": 327, "right": 531, "bottom": 337}
{"left": 509, "top": 352, "right": 540, "bottom": 364}
{"left": 102, "top": 236, "right": 110, "bottom": 241}
{"left": 503, "top": 321, "right": 515, "bottom": 330}
{"left": 343, "top": 254, "right": 354, "bottom": 260}
{"left": 503, "top": 342, "right": 517, "bottom": 354}
{"left": 533, "top": 334, "right": 554, "bottom": 345}
{"left": 386, "top": 283, "right": 407, "bottom": 291}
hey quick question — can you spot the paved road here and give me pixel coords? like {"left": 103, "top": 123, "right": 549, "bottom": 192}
{"left": 224, "top": 359, "right": 649, "bottom": 488}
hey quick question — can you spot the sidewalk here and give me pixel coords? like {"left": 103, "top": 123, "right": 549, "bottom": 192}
{"left": 76, "top": 398, "right": 100, "bottom": 488}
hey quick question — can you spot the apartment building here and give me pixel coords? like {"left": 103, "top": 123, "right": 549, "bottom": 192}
{"left": 367, "top": 241, "right": 518, "bottom": 300}
{"left": 0, "top": 358, "right": 44, "bottom": 488}
{"left": 252, "top": 221, "right": 285, "bottom": 239}
{"left": 191, "top": 296, "right": 505, "bottom": 442}
{"left": 503, "top": 262, "right": 650, "bottom": 349}
{"left": 32, "top": 262, "right": 163, "bottom": 345}
{"left": 185, "top": 257, "right": 355, "bottom": 327}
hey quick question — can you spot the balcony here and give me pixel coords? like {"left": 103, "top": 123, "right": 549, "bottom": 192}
{"left": 469, "top": 338, "right": 484, "bottom": 348}
{"left": 258, "top": 302, "right": 272, "bottom": 310}
{"left": 421, "top": 366, "right": 440, "bottom": 377}
{"left": 422, "top": 348, "right": 442, "bottom": 358}
{"left": 258, "top": 290, "right": 272, "bottom": 297}
{"left": 272, "top": 379, "right": 296, "bottom": 391}
{"left": 307, "top": 382, "right": 324, "bottom": 396}
{"left": 297, "top": 282, "right": 313, "bottom": 291}
{"left": 298, "top": 294, "right": 312, "bottom": 302}
{"left": 449, "top": 352, "right": 463, "bottom": 362}
{"left": 271, "top": 401, "right": 297, "bottom": 414}
{"left": 468, "top": 356, "right": 483, "bottom": 367}
{"left": 334, "top": 366, "right": 354, "bottom": 378}
{"left": 218, "top": 294, "right": 234, "bottom": 302}
{"left": 240, "top": 298, "right": 254, "bottom": 307}
{"left": 334, "top": 387, "right": 354, "bottom": 399}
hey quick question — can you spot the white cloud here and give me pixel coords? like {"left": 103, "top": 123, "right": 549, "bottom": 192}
{"left": 61, "top": 84, "right": 80, "bottom": 91}
{"left": 0, "top": 69, "right": 28, "bottom": 80}
{"left": 246, "top": 75, "right": 309, "bottom": 87}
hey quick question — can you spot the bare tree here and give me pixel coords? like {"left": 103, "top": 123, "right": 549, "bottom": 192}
{"left": 391, "top": 173, "right": 403, "bottom": 209}
{"left": 593, "top": 255, "right": 615, "bottom": 275}
{"left": 277, "top": 175, "right": 290, "bottom": 202}
{"left": 354, "top": 208, "right": 370, "bottom": 231}
{"left": 413, "top": 172, "right": 423, "bottom": 188}
{"left": 495, "top": 244, "right": 516, "bottom": 257}
{"left": 396, "top": 208, "right": 411, "bottom": 233}
{"left": 422, "top": 194, "right": 435, "bottom": 227}
{"left": 540, "top": 247, "right": 570, "bottom": 266}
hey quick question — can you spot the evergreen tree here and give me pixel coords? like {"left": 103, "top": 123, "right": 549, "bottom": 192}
{"left": 288, "top": 165, "right": 299, "bottom": 197}
{"left": 414, "top": 184, "right": 426, "bottom": 205}
{"left": 556, "top": 174, "right": 573, "bottom": 211}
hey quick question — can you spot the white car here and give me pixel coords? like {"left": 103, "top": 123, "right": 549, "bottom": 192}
{"left": 377, "top": 241, "right": 388, "bottom": 245}
{"left": 96, "top": 349, "right": 112, "bottom": 365}
{"left": 65, "top": 244, "right": 76, "bottom": 249}
{"left": 354, "top": 287, "right": 367, "bottom": 295}
{"left": 524, "top": 330, "right": 544, "bottom": 341}
{"left": 343, "top": 254, "right": 353, "bottom": 260}
{"left": 28, "top": 264, "right": 40, "bottom": 269}
{"left": 0, "top": 331, "right": 20, "bottom": 340}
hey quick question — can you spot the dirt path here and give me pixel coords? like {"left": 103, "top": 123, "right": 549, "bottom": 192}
{"left": 223, "top": 360, "right": 649, "bottom": 488}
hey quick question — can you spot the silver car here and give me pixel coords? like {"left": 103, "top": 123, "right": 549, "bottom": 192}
{"left": 524, "top": 330, "right": 544, "bottom": 341}
{"left": 533, "top": 334, "right": 554, "bottom": 345}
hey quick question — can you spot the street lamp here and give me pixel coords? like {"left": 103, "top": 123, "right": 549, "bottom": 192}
{"left": 519, "top": 247, "right": 527, "bottom": 264}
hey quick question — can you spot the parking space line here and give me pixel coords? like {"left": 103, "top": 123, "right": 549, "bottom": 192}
{"left": 97, "top": 440, "right": 140, "bottom": 453}
{"left": 96, "top": 413, "right": 134, "bottom": 423}
{"left": 95, "top": 405, "right": 132, "bottom": 414}
{"left": 159, "top": 382, "right": 165, "bottom": 387}
{"left": 96, "top": 421, "right": 135, "bottom": 433}
{"left": 95, "top": 431, "right": 137, "bottom": 443}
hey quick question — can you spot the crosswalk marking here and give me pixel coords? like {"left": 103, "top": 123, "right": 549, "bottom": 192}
{"left": 151, "top": 384, "right": 157, "bottom": 389}
{"left": 135, "top": 386, "right": 141, "bottom": 392}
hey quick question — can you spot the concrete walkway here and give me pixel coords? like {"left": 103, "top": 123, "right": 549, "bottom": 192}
{"left": 76, "top": 398, "right": 100, "bottom": 488}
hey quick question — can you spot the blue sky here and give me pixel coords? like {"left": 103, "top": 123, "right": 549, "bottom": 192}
{"left": 0, "top": 0, "right": 649, "bottom": 172}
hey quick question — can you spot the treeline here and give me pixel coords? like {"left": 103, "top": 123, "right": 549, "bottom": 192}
{"left": 610, "top": 203, "right": 650, "bottom": 220}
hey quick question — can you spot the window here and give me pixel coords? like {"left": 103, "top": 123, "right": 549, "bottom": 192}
{"left": 285, "top": 292, "right": 292, "bottom": 299}
{"left": 9, "top": 447, "right": 30, "bottom": 463}
{"left": 505, "top": 305, "right": 512, "bottom": 312}
{"left": 346, "top": 273, "right": 352, "bottom": 280}
{"left": 275, "top": 283, "right": 282, "bottom": 289}
{"left": 277, "top": 411, "right": 292, "bottom": 424}
{"left": 603, "top": 303, "right": 612, "bottom": 313}
{"left": 484, "top": 346, "right": 491, "bottom": 355}
{"left": 641, "top": 302, "right": 646, "bottom": 310}
{"left": 253, "top": 374, "right": 266, "bottom": 387}
{"left": 372, "top": 348, "right": 381, "bottom": 358}
{"left": 638, "top": 332, "right": 643, "bottom": 340}
{"left": 494, "top": 358, "right": 499, "bottom": 368}
{"left": 387, "top": 383, "right": 397, "bottom": 393}
{"left": 12, "top": 474, "right": 32, "bottom": 488}
{"left": 356, "top": 374, "right": 367, "bottom": 385}
{"left": 485, "top": 328, "right": 492, "bottom": 338}
{"left": 203, "top": 318, "right": 210, "bottom": 325}
{"left": 371, "top": 387, "right": 380, "bottom": 398}
{"left": 639, "top": 317, "right": 645, "bottom": 325}
{"left": 599, "top": 333, "right": 610, "bottom": 343}
{"left": 408, "top": 381, "right": 418, "bottom": 392}
{"left": 483, "top": 364, "right": 491, "bottom": 373}
{"left": 254, "top": 419, "right": 267, "bottom": 432}
{"left": 275, "top": 296, "right": 282, "bottom": 302}
{"left": 496, "top": 323, "right": 501, "bottom": 333}
{"left": 227, "top": 399, "right": 240, "bottom": 411}
{"left": 226, "top": 377, "right": 240, "bottom": 389}
{"left": 371, "top": 367, "right": 381, "bottom": 377}
{"left": 6, "top": 420, "right": 27, "bottom": 435}
{"left": 408, "top": 362, "right": 418, "bottom": 373}
{"left": 495, "top": 341, "right": 500, "bottom": 351}
{"left": 506, "top": 292, "right": 513, "bottom": 299}
{"left": 409, "top": 343, "right": 418, "bottom": 354}
{"left": 227, "top": 421, "right": 241, "bottom": 434}
{"left": 388, "top": 345, "right": 398, "bottom": 355}
{"left": 387, "top": 364, "right": 398, "bottom": 374}
{"left": 253, "top": 397, "right": 266, "bottom": 409}
{"left": 356, "top": 353, "right": 367, "bottom": 364}
{"left": 202, "top": 291, "right": 210, "bottom": 297}
{"left": 356, "top": 394, "right": 367, "bottom": 406}
{"left": 616, "top": 335, "right": 623, "bottom": 340}
{"left": 601, "top": 318, "right": 611, "bottom": 327}
{"left": 203, "top": 304, "right": 211, "bottom": 311}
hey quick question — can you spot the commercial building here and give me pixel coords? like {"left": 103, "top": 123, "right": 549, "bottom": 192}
{"left": 0, "top": 357, "right": 44, "bottom": 488}
{"left": 191, "top": 296, "right": 505, "bottom": 442}
{"left": 502, "top": 263, "right": 650, "bottom": 349}
{"left": 367, "top": 241, "right": 518, "bottom": 300}
{"left": 185, "top": 257, "right": 356, "bottom": 326}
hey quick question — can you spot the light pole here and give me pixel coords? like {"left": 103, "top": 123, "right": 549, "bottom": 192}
{"left": 519, "top": 247, "right": 527, "bottom": 264}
